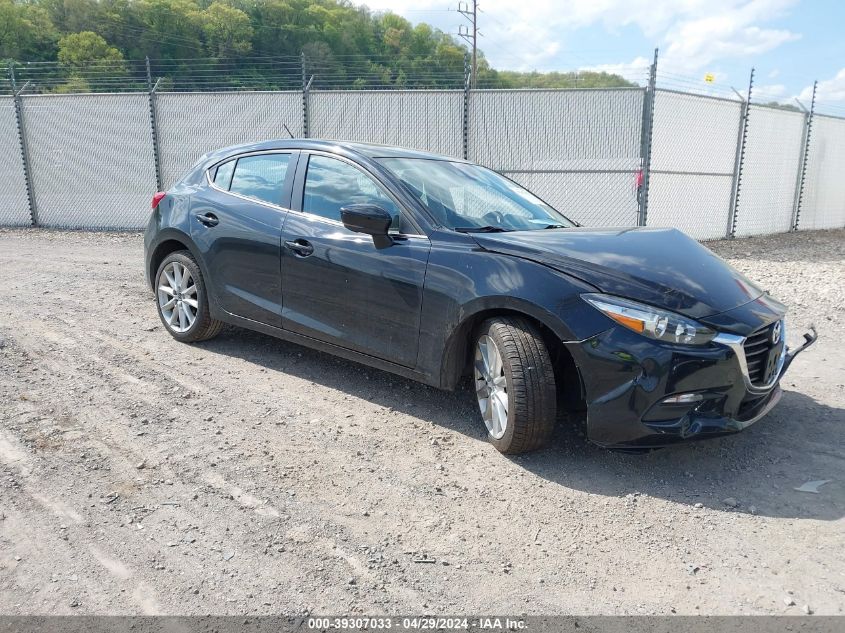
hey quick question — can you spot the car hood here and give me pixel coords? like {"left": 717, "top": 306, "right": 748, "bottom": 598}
{"left": 471, "top": 227, "right": 765, "bottom": 319}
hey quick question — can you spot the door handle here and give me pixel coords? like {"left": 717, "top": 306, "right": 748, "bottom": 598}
{"left": 195, "top": 213, "right": 219, "bottom": 227}
{"left": 284, "top": 239, "right": 314, "bottom": 257}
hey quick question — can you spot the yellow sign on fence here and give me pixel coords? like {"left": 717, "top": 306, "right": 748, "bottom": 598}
{"left": 704, "top": 73, "right": 715, "bottom": 83}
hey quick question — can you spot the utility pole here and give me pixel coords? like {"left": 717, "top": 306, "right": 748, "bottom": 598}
{"left": 457, "top": 1, "right": 478, "bottom": 89}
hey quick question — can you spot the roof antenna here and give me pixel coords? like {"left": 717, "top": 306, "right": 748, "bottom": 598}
{"left": 283, "top": 123, "right": 295, "bottom": 139}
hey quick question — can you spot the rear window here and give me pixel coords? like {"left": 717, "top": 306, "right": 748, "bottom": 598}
{"left": 214, "top": 153, "right": 292, "bottom": 207}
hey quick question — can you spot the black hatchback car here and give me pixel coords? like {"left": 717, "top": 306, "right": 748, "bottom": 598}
{"left": 144, "top": 140, "right": 816, "bottom": 453}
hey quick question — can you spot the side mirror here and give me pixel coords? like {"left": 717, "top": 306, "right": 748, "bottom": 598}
{"left": 340, "top": 204, "right": 394, "bottom": 248}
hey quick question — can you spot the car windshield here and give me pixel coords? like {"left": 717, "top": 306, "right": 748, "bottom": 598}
{"left": 376, "top": 157, "right": 575, "bottom": 232}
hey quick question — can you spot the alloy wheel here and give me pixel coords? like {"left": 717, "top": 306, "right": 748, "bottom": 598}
{"left": 474, "top": 334, "right": 509, "bottom": 439}
{"left": 157, "top": 261, "right": 198, "bottom": 333}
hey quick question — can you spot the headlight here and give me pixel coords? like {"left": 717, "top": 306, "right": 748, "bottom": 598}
{"left": 582, "top": 293, "right": 716, "bottom": 346}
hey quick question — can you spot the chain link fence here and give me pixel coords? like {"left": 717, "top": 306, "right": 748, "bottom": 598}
{"left": 0, "top": 97, "right": 31, "bottom": 226}
{"left": 310, "top": 90, "right": 464, "bottom": 159}
{"left": 800, "top": 115, "right": 845, "bottom": 230}
{"left": 20, "top": 93, "right": 157, "bottom": 229}
{"left": 734, "top": 106, "right": 806, "bottom": 237}
{"left": 468, "top": 89, "right": 644, "bottom": 226}
{"left": 1, "top": 57, "right": 844, "bottom": 236}
{"left": 646, "top": 90, "right": 743, "bottom": 240}
{"left": 156, "top": 91, "right": 303, "bottom": 188}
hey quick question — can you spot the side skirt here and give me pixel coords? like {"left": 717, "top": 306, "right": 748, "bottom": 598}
{"left": 211, "top": 307, "right": 442, "bottom": 389}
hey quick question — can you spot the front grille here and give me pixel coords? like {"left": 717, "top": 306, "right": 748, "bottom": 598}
{"left": 743, "top": 322, "right": 778, "bottom": 386}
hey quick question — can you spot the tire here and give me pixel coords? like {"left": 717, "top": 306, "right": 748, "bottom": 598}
{"left": 154, "top": 250, "right": 224, "bottom": 343}
{"left": 472, "top": 317, "right": 557, "bottom": 454}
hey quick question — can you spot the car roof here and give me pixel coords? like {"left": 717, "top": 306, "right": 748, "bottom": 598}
{"left": 204, "top": 139, "right": 467, "bottom": 165}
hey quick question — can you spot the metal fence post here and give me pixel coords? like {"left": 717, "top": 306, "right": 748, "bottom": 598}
{"left": 9, "top": 62, "right": 38, "bottom": 226}
{"left": 146, "top": 57, "right": 163, "bottom": 191}
{"left": 301, "top": 52, "right": 310, "bottom": 138}
{"left": 637, "top": 48, "right": 658, "bottom": 227}
{"left": 462, "top": 54, "right": 470, "bottom": 161}
{"left": 727, "top": 68, "right": 754, "bottom": 238}
{"left": 791, "top": 80, "right": 817, "bottom": 231}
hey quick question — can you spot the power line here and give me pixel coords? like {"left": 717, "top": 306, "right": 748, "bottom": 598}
{"left": 457, "top": 1, "right": 478, "bottom": 89}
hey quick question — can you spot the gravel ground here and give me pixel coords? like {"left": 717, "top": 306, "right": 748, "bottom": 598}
{"left": 0, "top": 227, "right": 843, "bottom": 616}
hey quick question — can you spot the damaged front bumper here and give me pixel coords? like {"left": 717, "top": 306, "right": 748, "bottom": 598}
{"left": 565, "top": 319, "right": 818, "bottom": 450}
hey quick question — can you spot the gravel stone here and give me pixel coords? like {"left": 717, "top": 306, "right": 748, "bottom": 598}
{"left": 0, "top": 227, "right": 842, "bottom": 616}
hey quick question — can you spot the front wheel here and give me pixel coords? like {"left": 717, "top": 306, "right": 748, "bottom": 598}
{"left": 473, "top": 317, "right": 557, "bottom": 454}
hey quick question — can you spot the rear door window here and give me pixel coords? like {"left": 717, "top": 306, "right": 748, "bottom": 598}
{"left": 227, "top": 154, "right": 292, "bottom": 207}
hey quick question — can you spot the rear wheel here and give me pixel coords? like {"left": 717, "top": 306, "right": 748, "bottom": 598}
{"left": 473, "top": 317, "right": 557, "bottom": 454}
{"left": 155, "top": 251, "right": 224, "bottom": 343}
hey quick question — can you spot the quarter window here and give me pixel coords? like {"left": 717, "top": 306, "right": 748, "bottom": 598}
{"left": 213, "top": 160, "right": 235, "bottom": 189}
{"left": 303, "top": 155, "right": 399, "bottom": 224}
{"left": 227, "top": 154, "right": 291, "bottom": 207}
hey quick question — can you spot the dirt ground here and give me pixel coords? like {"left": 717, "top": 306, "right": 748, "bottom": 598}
{"left": 0, "top": 227, "right": 843, "bottom": 616}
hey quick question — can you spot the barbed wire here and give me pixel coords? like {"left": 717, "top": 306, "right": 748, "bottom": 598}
{"left": 814, "top": 101, "right": 845, "bottom": 118}
{"left": 2, "top": 55, "right": 833, "bottom": 116}
{"left": 655, "top": 69, "right": 743, "bottom": 100}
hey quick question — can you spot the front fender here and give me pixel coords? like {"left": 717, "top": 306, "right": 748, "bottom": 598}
{"left": 416, "top": 232, "right": 610, "bottom": 389}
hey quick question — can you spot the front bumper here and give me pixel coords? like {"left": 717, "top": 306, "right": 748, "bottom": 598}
{"left": 565, "top": 319, "right": 817, "bottom": 449}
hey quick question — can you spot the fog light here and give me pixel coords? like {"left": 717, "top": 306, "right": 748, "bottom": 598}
{"left": 662, "top": 393, "right": 704, "bottom": 405}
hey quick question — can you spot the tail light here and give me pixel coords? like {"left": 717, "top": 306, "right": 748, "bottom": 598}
{"left": 151, "top": 191, "right": 167, "bottom": 209}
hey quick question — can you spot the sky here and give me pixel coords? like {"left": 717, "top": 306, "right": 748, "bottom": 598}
{"left": 361, "top": 0, "right": 845, "bottom": 108}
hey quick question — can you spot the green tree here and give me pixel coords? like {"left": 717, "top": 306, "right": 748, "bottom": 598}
{"left": 56, "top": 31, "right": 126, "bottom": 91}
{"left": 0, "top": 0, "right": 57, "bottom": 61}
{"left": 52, "top": 75, "right": 92, "bottom": 93}
{"left": 131, "top": 0, "right": 205, "bottom": 60}
{"left": 58, "top": 31, "right": 125, "bottom": 66}
{"left": 199, "top": 2, "right": 253, "bottom": 58}
{"left": 764, "top": 101, "right": 801, "bottom": 112}
{"left": 5, "top": 0, "right": 639, "bottom": 92}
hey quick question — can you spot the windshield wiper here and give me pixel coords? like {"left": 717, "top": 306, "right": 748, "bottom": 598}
{"left": 453, "top": 225, "right": 513, "bottom": 233}
{"left": 543, "top": 224, "right": 568, "bottom": 229}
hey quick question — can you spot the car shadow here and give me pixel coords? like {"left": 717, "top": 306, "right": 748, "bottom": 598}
{"left": 516, "top": 389, "right": 844, "bottom": 522}
{"left": 198, "top": 327, "right": 844, "bottom": 522}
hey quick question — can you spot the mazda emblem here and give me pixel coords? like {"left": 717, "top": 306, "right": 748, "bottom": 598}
{"left": 771, "top": 320, "right": 782, "bottom": 345}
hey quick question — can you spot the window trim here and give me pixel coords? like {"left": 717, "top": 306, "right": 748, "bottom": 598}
{"left": 295, "top": 151, "right": 426, "bottom": 238}
{"left": 206, "top": 150, "right": 298, "bottom": 211}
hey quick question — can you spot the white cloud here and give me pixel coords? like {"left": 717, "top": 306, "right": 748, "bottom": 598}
{"left": 798, "top": 68, "right": 845, "bottom": 102}
{"left": 754, "top": 83, "right": 788, "bottom": 101}
{"left": 662, "top": 14, "right": 800, "bottom": 72}
{"left": 582, "top": 56, "right": 652, "bottom": 84}
{"left": 756, "top": 83, "right": 787, "bottom": 95}
{"left": 362, "top": 0, "right": 801, "bottom": 74}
